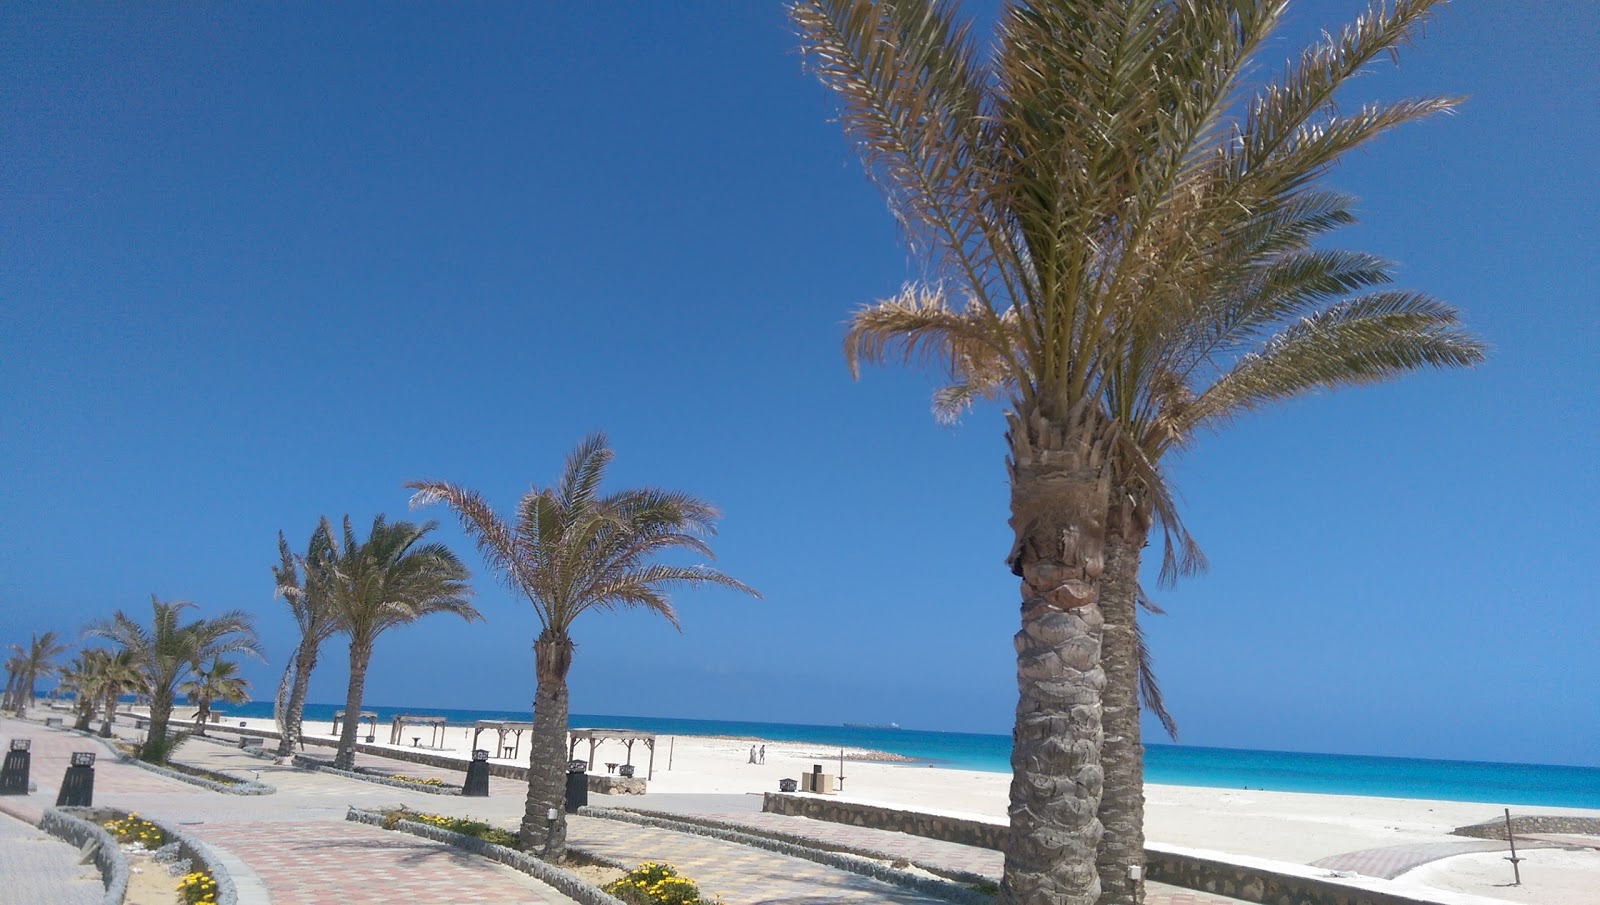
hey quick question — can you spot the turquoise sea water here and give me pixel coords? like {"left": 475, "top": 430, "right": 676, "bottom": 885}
{"left": 223, "top": 701, "right": 1600, "bottom": 809}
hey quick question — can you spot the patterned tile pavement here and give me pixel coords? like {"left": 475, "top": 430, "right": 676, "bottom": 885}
{"left": 622, "top": 808, "right": 1251, "bottom": 905}
{"left": 192, "top": 820, "right": 574, "bottom": 905}
{"left": 569, "top": 815, "right": 953, "bottom": 905}
{"left": 0, "top": 810, "right": 102, "bottom": 905}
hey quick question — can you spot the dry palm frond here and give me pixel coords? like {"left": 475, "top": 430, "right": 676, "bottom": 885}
{"left": 408, "top": 434, "right": 758, "bottom": 636}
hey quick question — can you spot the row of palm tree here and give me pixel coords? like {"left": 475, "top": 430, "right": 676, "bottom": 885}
{"left": 265, "top": 433, "right": 757, "bottom": 859}
{"left": 790, "top": 1, "right": 1483, "bottom": 904}
{"left": 81, "top": 598, "right": 263, "bottom": 762}
{"left": 270, "top": 514, "right": 478, "bottom": 770}
{"left": 5, "top": 601, "right": 261, "bottom": 763}
{"left": 4, "top": 631, "right": 70, "bottom": 717}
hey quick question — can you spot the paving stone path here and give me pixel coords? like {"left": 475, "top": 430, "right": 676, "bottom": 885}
{"left": 609, "top": 806, "right": 1249, "bottom": 905}
{"left": 0, "top": 811, "right": 102, "bottom": 905}
{"left": 569, "top": 814, "right": 951, "bottom": 905}
{"left": 0, "top": 716, "right": 576, "bottom": 905}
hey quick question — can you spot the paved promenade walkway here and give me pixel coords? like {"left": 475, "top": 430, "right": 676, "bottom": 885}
{"left": 0, "top": 716, "right": 577, "bottom": 905}
{"left": 604, "top": 801, "right": 1247, "bottom": 905}
{"left": 0, "top": 811, "right": 101, "bottom": 905}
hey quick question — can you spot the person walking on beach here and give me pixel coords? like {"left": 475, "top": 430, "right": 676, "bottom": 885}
{"left": 759, "top": 745, "right": 766, "bottom": 764}
{"left": 748, "top": 745, "right": 757, "bottom": 764}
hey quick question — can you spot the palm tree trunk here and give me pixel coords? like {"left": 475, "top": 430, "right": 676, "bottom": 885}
{"left": 277, "top": 643, "right": 319, "bottom": 757}
{"left": 15, "top": 669, "right": 33, "bottom": 716}
{"left": 73, "top": 696, "right": 94, "bottom": 732}
{"left": 144, "top": 691, "right": 175, "bottom": 762}
{"left": 1001, "top": 407, "right": 1111, "bottom": 905}
{"left": 1096, "top": 512, "right": 1149, "bottom": 905}
{"left": 98, "top": 688, "right": 116, "bottom": 738}
{"left": 521, "top": 630, "right": 574, "bottom": 860}
{"left": 194, "top": 697, "right": 211, "bottom": 736}
{"left": 335, "top": 639, "right": 372, "bottom": 770}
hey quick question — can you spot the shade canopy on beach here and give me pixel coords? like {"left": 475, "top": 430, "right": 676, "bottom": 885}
{"left": 331, "top": 710, "right": 378, "bottom": 740}
{"left": 570, "top": 728, "right": 657, "bottom": 780}
{"left": 472, "top": 720, "right": 534, "bottom": 759}
{"left": 388, "top": 714, "right": 448, "bottom": 748}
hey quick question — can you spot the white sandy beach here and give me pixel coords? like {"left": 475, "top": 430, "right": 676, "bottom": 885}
{"left": 229, "top": 714, "right": 1600, "bottom": 905}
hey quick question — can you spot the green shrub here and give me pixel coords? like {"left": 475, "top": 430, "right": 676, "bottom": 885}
{"left": 381, "top": 807, "right": 520, "bottom": 848}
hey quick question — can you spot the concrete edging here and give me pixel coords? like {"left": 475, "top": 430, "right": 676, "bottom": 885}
{"left": 580, "top": 805, "right": 994, "bottom": 905}
{"left": 41, "top": 723, "right": 275, "bottom": 795}
{"left": 346, "top": 807, "right": 628, "bottom": 905}
{"left": 760, "top": 794, "right": 1521, "bottom": 905}
{"left": 68, "top": 808, "right": 239, "bottom": 905}
{"left": 614, "top": 805, "right": 995, "bottom": 887}
{"left": 291, "top": 756, "right": 461, "bottom": 795}
{"left": 38, "top": 807, "right": 130, "bottom": 905}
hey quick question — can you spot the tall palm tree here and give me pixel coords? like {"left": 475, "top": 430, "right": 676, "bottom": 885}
{"left": 323, "top": 515, "right": 477, "bottom": 770}
{"left": 407, "top": 433, "right": 759, "bottom": 860}
{"left": 272, "top": 520, "right": 341, "bottom": 756}
{"left": 8, "top": 631, "right": 70, "bottom": 716}
{"left": 181, "top": 656, "right": 252, "bottom": 735}
{"left": 793, "top": 1, "right": 1473, "bottom": 902}
{"left": 84, "top": 596, "right": 261, "bottom": 763}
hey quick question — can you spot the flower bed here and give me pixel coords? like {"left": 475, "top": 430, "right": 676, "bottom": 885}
{"left": 382, "top": 807, "right": 517, "bottom": 847}
{"left": 348, "top": 806, "right": 627, "bottom": 905}
{"left": 604, "top": 862, "right": 721, "bottom": 905}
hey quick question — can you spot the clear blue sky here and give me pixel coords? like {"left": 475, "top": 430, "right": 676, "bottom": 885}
{"left": 3, "top": 3, "right": 1595, "bottom": 768}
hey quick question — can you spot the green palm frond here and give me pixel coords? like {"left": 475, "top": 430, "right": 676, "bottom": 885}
{"left": 318, "top": 516, "right": 478, "bottom": 645}
{"left": 1182, "top": 291, "right": 1487, "bottom": 431}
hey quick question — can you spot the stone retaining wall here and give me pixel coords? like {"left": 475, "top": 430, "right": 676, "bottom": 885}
{"left": 1452, "top": 814, "right": 1600, "bottom": 839}
{"left": 61, "top": 807, "right": 240, "bottom": 905}
{"left": 39, "top": 807, "right": 129, "bottom": 905}
{"left": 762, "top": 792, "right": 1006, "bottom": 850}
{"left": 208, "top": 725, "right": 534, "bottom": 780}
{"left": 761, "top": 795, "right": 1509, "bottom": 905}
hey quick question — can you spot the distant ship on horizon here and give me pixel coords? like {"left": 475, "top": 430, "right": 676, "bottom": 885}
{"left": 843, "top": 721, "right": 901, "bottom": 730}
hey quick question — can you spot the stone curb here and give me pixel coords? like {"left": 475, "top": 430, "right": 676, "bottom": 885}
{"left": 111, "top": 750, "right": 275, "bottom": 796}
{"left": 346, "top": 807, "right": 628, "bottom": 905}
{"left": 41, "top": 723, "right": 275, "bottom": 795}
{"left": 292, "top": 756, "right": 461, "bottom": 795}
{"left": 578, "top": 806, "right": 995, "bottom": 905}
{"left": 108, "top": 809, "right": 241, "bottom": 905}
{"left": 38, "top": 807, "right": 130, "bottom": 905}
{"left": 614, "top": 805, "right": 997, "bottom": 887}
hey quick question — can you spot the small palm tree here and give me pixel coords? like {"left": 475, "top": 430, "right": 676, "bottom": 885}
{"left": 8, "top": 631, "right": 70, "bottom": 716}
{"left": 322, "top": 515, "right": 477, "bottom": 770}
{"left": 58, "top": 650, "right": 103, "bottom": 731}
{"left": 93, "top": 649, "right": 142, "bottom": 739}
{"left": 408, "top": 433, "right": 760, "bottom": 859}
{"left": 1, "top": 655, "right": 23, "bottom": 713}
{"left": 84, "top": 596, "right": 261, "bottom": 763}
{"left": 180, "top": 656, "right": 252, "bottom": 735}
{"left": 271, "top": 520, "right": 341, "bottom": 756}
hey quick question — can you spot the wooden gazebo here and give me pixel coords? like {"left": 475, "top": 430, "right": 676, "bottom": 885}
{"left": 331, "top": 710, "right": 378, "bottom": 741}
{"left": 389, "top": 714, "right": 448, "bottom": 747}
{"left": 569, "top": 728, "right": 658, "bottom": 780}
{"left": 471, "top": 720, "right": 535, "bottom": 759}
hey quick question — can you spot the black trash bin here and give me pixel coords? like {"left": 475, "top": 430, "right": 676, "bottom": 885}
{"left": 564, "top": 760, "right": 588, "bottom": 812}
